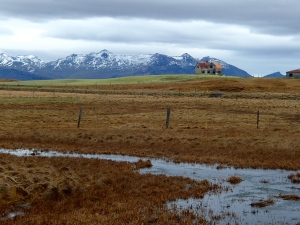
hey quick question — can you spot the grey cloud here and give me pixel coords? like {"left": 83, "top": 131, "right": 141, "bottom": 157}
{"left": 42, "top": 16, "right": 300, "bottom": 67}
{"left": 2, "top": 48, "right": 54, "bottom": 60}
{"left": 1, "top": 0, "right": 300, "bottom": 35}
{"left": 46, "top": 21, "right": 197, "bottom": 45}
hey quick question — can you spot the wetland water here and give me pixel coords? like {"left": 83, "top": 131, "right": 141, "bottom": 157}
{"left": 0, "top": 149, "right": 299, "bottom": 224}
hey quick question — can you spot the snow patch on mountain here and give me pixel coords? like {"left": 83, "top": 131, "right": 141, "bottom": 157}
{"left": 0, "top": 53, "right": 44, "bottom": 72}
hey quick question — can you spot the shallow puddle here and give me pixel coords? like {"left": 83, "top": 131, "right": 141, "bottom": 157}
{"left": 0, "top": 149, "right": 299, "bottom": 224}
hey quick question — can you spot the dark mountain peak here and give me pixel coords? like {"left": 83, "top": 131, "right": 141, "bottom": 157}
{"left": 181, "top": 53, "right": 192, "bottom": 58}
{"left": 152, "top": 53, "right": 164, "bottom": 57}
{"left": 87, "top": 50, "right": 114, "bottom": 61}
{"left": 101, "top": 52, "right": 109, "bottom": 59}
{"left": 151, "top": 53, "right": 168, "bottom": 60}
{"left": 264, "top": 71, "right": 284, "bottom": 78}
{"left": 200, "top": 56, "right": 211, "bottom": 62}
{"left": 99, "top": 49, "right": 112, "bottom": 54}
{"left": 68, "top": 54, "right": 78, "bottom": 59}
{"left": 179, "top": 53, "right": 196, "bottom": 64}
{"left": 150, "top": 53, "right": 174, "bottom": 66}
{"left": 99, "top": 49, "right": 113, "bottom": 58}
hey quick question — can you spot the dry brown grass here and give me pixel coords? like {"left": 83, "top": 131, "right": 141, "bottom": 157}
{"left": 278, "top": 194, "right": 300, "bottom": 201}
{"left": 288, "top": 172, "right": 300, "bottom": 183}
{"left": 0, "top": 154, "right": 213, "bottom": 224}
{"left": 134, "top": 159, "right": 153, "bottom": 169}
{"left": 1, "top": 77, "right": 300, "bottom": 223}
{"left": 1, "top": 83, "right": 299, "bottom": 170}
{"left": 250, "top": 199, "right": 275, "bottom": 208}
{"left": 23, "top": 77, "right": 300, "bottom": 94}
{"left": 227, "top": 176, "right": 243, "bottom": 184}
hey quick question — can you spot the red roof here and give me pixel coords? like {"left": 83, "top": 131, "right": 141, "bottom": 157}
{"left": 196, "top": 62, "right": 222, "bottom": 69}
{"left": 214, "top": 62, "right": 222, "bottom": 69}
{"left": 197, "top": 62, "right": 210, "bottom": 69}
{"left": 287, "top": 69, "right": 300, "bottom": 73}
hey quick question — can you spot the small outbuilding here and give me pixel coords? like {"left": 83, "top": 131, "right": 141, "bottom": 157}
{"left": 195, "top": 62, "right": 222, "bottom": 75}
{"left": 286, "top": 69, "right": 300, "bottom": 78}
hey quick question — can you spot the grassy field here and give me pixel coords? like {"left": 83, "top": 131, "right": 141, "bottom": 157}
{"left": 0, "top": 74, "right": 231, "bottom": 87}
{"left": 0, "top": 76, "right": 300, "bottom": 224}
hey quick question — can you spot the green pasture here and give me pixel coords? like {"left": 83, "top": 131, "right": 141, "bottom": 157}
{"left": 0, "top": 74, "right": 230, "bottom": 87}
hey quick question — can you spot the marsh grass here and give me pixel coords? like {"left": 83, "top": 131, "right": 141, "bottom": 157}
{"left": 0, "top": 154, "right": 214, "bottom": 224}
{"left": 278, "top": 194, "right": 300, "bottom": 201}
{"left": 134, "top": 159, "right": 153, "bottom": 169}
{"left": 1, "top": 77, "right": 300, "bottom": 224}
{"left": 227, "top": 176, "right": 243, "bottom": 184}
{"left": 250, "top": 199, "right": 275, "bottom": 208}
{"left": 0, "top": 86, "right": 299, "bottom": 169}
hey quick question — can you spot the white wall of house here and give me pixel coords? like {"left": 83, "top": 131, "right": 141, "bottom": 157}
{"left": 286, "top": 72, "right": 300, "bottom": 78}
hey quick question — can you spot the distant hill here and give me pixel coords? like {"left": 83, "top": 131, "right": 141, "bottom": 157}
{"left": 264, "top": 71, "right": 285, "bottom": 78}
{"left": 0, "top": 68, "right": 49, "bottom": 81}
{"left": 0, "top": 50, "right": 252, "bottom": 80}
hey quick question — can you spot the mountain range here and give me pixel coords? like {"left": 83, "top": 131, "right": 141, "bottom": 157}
{"left": 0, "top": 50, "right": 252, "bottom": 80}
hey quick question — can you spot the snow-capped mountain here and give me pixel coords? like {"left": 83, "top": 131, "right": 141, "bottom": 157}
{"left": 45, "top": 50, "right": 153, "bottom": 71}
{"left": 0, "top": 53, "right": 44, "bottom": 73}
{"left": 200, "top": 56, "right": 251, "bottom": 77}
{"left": 0, "top": 50, "right": 251, "bottom": 80}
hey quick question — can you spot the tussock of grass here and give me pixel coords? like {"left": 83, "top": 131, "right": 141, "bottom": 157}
{"left": 227, "top": 176, "right": 243, "bottom": 184}
{"left": 216, "top": 165, "right": 228, "bottom": 170}
{"left": 278, "top": 194, "right": 300, "bottom": 201}
{"left": 134, "top": 159, "right": 153, "bottom": 169}
{"left": 260, "top": 180, "right": 270, "bottom": 184}
{"left": 250, "top": 199, "right": 275, "bottom": 208}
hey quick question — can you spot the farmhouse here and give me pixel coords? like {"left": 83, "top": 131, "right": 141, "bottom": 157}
{"left": 195, "top": 62, "right": 222, "bottom": 75}
{"left": 286, "top": 69, "right": 300, "bottom": 78}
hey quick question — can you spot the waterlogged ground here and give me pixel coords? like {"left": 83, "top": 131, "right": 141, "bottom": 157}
{"left": 0, "top": 149, "right": 299, "bottom": 224}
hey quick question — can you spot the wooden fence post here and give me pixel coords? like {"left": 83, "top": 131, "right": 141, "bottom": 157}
{"left": 257, "top": 110, "right": 259, "bottom": 129}
{"left": 166, "top": 108, "right": 171, "bottom": 128}
{"left": 78, "top": 107, "right": 83, "bottom": 128}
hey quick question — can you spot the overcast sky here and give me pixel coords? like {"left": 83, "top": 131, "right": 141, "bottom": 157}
{"left": 0, "top": 0, "right": 300, "bottom": 75}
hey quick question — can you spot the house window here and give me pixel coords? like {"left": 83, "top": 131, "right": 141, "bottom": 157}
{"left": 289, "top": 74, "right": 293, "bottom": 77}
